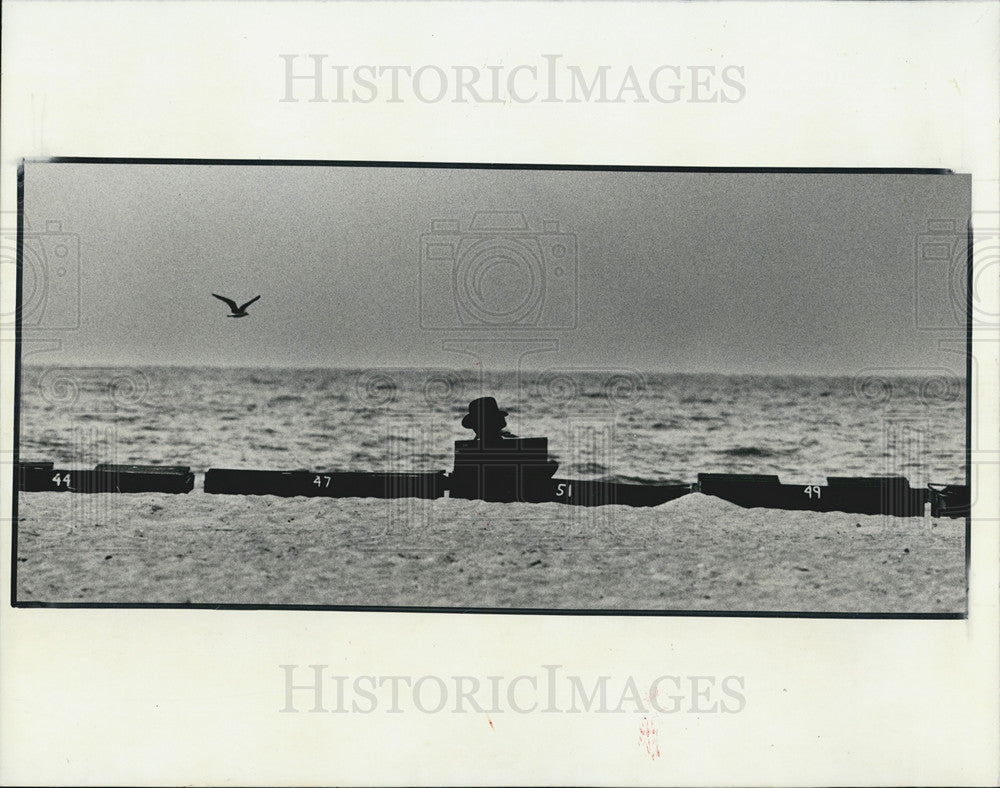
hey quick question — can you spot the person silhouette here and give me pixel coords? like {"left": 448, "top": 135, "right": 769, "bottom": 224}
{"left": 460, "top": 397, "right": 514, "bottom": 446}
{"left": 452, "top": 397, "right": 558, "bottom": 502}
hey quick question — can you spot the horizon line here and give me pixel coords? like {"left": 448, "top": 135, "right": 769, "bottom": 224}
{"left": 16, "top": 360, "right": 968, "bottom": 381}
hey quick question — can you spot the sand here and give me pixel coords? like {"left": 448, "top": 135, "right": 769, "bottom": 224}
{"left": 14, "top": 488, "right": 964, "bottom": 613}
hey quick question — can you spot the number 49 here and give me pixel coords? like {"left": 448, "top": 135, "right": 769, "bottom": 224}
{"left": 803, "top": 485, "right": 822, "bottom": 499}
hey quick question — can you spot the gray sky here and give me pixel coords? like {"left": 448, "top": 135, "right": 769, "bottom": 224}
{"left": 21, "top": 162, "right": 969, "bottom": 374}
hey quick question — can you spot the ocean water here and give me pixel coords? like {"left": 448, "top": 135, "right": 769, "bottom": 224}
{"left": 18, "top": 365, "right": 967, "bottom": 487}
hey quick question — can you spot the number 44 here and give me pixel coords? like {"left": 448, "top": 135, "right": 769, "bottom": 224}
{"left": 51, "top": 473, "right": 72, "bottom": 488}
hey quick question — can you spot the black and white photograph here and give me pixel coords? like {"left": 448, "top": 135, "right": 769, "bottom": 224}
{"left": 14, "top": 160, "right": 971, "bottom": 614}
{"left": 2, "top": 2, "right": 998, "bottom": 785}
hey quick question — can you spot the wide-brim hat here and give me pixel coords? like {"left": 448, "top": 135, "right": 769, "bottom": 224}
{"left": 461, "top": 396, "right": 508, "bottom": 429}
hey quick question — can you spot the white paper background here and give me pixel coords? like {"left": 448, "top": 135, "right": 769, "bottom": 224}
{"left": 1, "top": 1, "right": 998, "bottom": 785}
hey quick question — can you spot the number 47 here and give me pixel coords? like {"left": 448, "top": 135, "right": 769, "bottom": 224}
{"left": 313, "top": 475, "right": 332, "bottom": 488}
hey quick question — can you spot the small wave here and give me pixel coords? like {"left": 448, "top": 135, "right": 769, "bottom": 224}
{"left": 604, "top": 474, "right": 688, "bottom": 486}
{"left": 268, "top": 394, "right": 305, "bottom": 406}
{"left": 410, "top": 452, "right": 446, "bottom": 464}
{"left": 569, "top": 461, "right": 608, "bottom": 475}
{"left": 650, "top": 420, "right": 680, "bottom": 430}
{"left": 719, "top": 446, "right": 778, "bottom": 458}
{"left": 32, "top": 432, "right": 65, "bottom": 443}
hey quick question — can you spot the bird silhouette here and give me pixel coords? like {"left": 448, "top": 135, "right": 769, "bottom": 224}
{"left": 212, "top": 293, "right": 260, "bottom": 318}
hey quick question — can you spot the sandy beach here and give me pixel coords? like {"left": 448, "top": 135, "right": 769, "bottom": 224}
{"left": 15, "top": 489, "right": 964, "bottom": 613}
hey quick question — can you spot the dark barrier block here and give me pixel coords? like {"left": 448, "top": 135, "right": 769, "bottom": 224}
{"left": 698, "top": 473, "right": 782, "bottom": 486}
{"left": 93, "top": 464, "right": 195, "bottom": 493}
{"left": 697, "top": 472, "right": 927, "bottom": 516}
{"left": 929, "top": 484, "right": 969, "bottom": 518}
{"left": 74, "top": 470, "right": 124, "bottom": 493}
{"left": 826, "top": 475, "right": 912, "bottom": 487}
{"left": 454, "top": 437, "right": 552, "bottom": 463}
{"left": 824, "top": 476, "right": 927, "bottom": 517}
{"left": 547, "top": 478, "right": 692, "bottom": 507}
{"left": 450, "top": 437, "right": 558, "bottom": 503}
{"left": 697, "top": 473, "right": 790, "bottom": 509}
{"left": 449, "top": 465, "right": 558, "bottom": 503}
{"left": 204, "top": 469, "right": 446, "bottom": 499}
{"left": 18, "top": 461, "right": 61, "bottom": 491}
{"left": 19, "top": 463, "right": 194, "bottom": 494}
{"left": 18, "top": 468, "right": 116, "bottom": 493}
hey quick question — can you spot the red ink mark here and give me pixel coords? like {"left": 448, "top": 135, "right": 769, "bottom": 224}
{"left": 488, "top": 717, "right": 494, "bottom": 729}
{"left": 638, "top": 716, "right": 660, "bottom": 760}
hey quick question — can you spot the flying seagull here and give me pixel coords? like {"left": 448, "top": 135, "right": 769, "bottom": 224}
{"left": 212, "top": 293, "right": 260, "bottom": 318}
